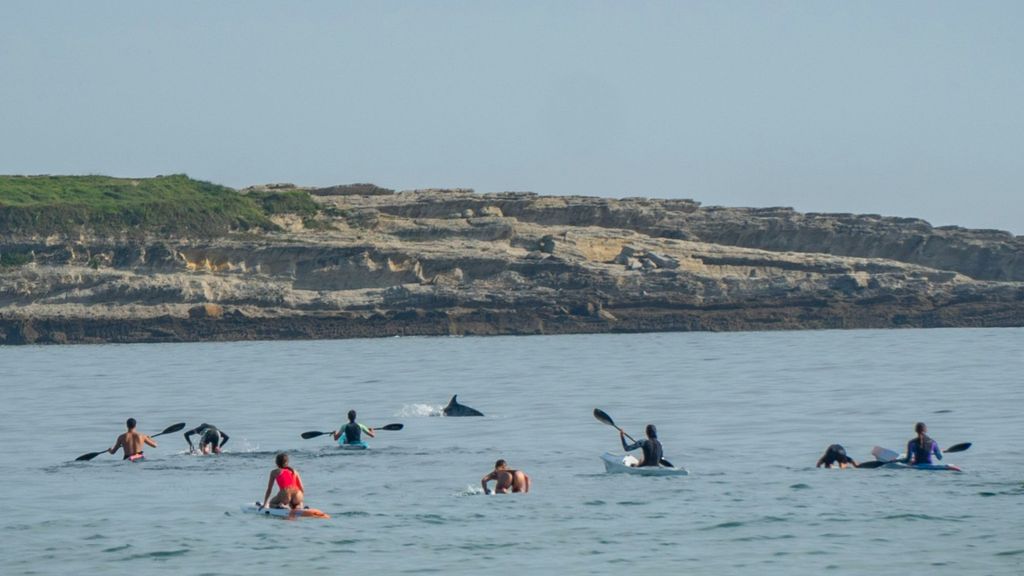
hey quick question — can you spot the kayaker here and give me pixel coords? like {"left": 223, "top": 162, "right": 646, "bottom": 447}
{"left": 481, "top": 459, "right": 531, "bottom": 494}
{"left": 332, "top": 410, "right": 376, "bottom": 445}
{"left": 108, "top": 418, "right": 157, "bottom": 461}
{"left": 620, "top": 424, "right": 663, "bottom": 467}
{"left": 184, "top": 423, "right": 229, "bottom": 455}
{"left": 905, "top": 422, "right": 942, "bottom": 465}
{"left": 816, "top": 444, "right": 857, "bottom": 468}
{"left": 261, "top": 452, "right": 305, "bottom": 510}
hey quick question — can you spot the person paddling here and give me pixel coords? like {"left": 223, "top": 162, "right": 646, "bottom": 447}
{"left": 481, "top": 459, "right": 531, "bottom": 494}
{"left": 261, "top": 453, "right": 305, "bottom": 510}
{"left": 905, "top": 422, "right": 942, "bottom": 465}
{"left": 108, "top": 418, "right": 157, "bottom": 461}
{"left": 620, "top": 424, "right": 663, "bottom": 467}
{"left": 184, "top": 423, "right": 229, "bottom": 455}
{"left": 816, "top": 444, "right": 858, "bottom": 468}
{"left": 332, "top": 410, "right": 376, "bottom": 446}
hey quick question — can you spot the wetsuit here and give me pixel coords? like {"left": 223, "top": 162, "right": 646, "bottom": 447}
{"left": 621, "top": 436, "right": 663, "bottom": 467}
{"left": 184, "top": 424, "right": 229, "bottom": 451}
{"left": 818, "top": 444, "right": 853, "bottom": 467}
{"left": 906, "top": 436, "right": 942, "bottom": 465}
{"left": 339, "top": 422, "right": 370, "bottom": 445}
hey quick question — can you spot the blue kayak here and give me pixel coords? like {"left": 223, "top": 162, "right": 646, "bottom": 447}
{"left": 337, "top": 441, "right": 368, "bottom": 451}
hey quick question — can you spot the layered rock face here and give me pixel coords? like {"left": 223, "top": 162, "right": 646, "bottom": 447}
{"left": 1, "top": 188, "right": 1021, "bottom": 344}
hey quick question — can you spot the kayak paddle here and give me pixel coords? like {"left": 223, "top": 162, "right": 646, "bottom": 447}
{"left": 858, "top": 442, "right": 972, "bottom": 469}
{"left": 301, "top": 423, "right": 403, "bottom": 439}
{"left": 75, "top": 422, "right": 186, "bottom": 461}
{"left": 593, "top": 408, "right": 674, "bottom": 468}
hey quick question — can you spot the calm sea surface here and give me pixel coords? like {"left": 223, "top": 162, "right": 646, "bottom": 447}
{"left": 1, "top": 328, "right": 1022, "bottom": 575}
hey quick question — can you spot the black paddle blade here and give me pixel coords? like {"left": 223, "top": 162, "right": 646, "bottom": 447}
{"left": 75, "top": 451, "right": 104, "bottom": 462}
{"left": 593, "top": 408, "right": 615, "bottom": 427}
{"left": 152, "top": 422, "right": 187, "bottom": 438}
{"left": 301, "top": 431, "right": 327, "bottom": 439}
{"left": 378, "top": 423, "right": 403, "bottom": 431}
{"left": 945, "top": 442, "right": 971, "bottom": 453}
{"left": 856, "top": 460, "right": 889, "bottom": 469}
{"left": 659, "top": 458, "right": 675, "bottom": 468}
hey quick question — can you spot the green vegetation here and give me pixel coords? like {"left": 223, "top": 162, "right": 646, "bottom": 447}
{"left": 0, "top": 175, "right": 320, "bottom": 237}
{"left": 0, "top": 251, "right": 32, "bottom": 268}
{"left": 245, "top": 189, "right": 319, "bottom": 217}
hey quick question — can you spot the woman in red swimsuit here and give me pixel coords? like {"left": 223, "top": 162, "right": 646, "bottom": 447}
{"left": 262, "top": 453, "right": 305, "bottom": 509}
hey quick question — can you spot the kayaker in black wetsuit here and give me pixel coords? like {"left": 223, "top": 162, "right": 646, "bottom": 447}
{"left": 184, "top": 423, "right": 229, "bottom": 455}
{"left": 816, "top": 443, "right": 857, "bottom": 468}
{"left": 332, "top": 410, "right": 376, "bottom": 445}
{"left": 620, "top": 424, "right": 664, "bottom": 467}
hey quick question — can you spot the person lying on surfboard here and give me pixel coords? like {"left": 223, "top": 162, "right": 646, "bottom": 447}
{"left": 332, "top": 410, "right": 376, "bottom": 445}
{"left": 184, "top": 423, "right": 229, "bottom": 455}
{"left": 262, "top": 452, "right": 305, "bottom": 510}
{"left": 816, "top": 444, "right": 857, "bottom": 468}
{"left": 620, "top": 424, "right": 663, "bottom": 467}
{"left": 905, "top": 422, "right": 942, "bottom": 465}
{"left": 481, "top": 459, "right": 531, "bottom": 494}
{"left": 108, "top": 418, "right": 157, "bottom": 461}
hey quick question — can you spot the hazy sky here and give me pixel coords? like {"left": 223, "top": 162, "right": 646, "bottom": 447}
{"left": 2, "top": 2, "right": 1021, "bottom": 233}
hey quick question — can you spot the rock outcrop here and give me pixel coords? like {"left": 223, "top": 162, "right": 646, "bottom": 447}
{"left": 1, "top": 187, "right": 1021, "bottom": 345}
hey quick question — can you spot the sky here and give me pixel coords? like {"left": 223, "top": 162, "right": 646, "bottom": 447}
{"left": 1, "top": 1, "right": 1021, "bottom": 234}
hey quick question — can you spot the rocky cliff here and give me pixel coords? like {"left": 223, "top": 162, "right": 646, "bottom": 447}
{"left": 1, "top": 182, "right": 1021, "bottom": 345}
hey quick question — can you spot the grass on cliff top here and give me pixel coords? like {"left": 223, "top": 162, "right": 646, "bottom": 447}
{"left": 0, "top": 174, "right": 279, "bottom": 236}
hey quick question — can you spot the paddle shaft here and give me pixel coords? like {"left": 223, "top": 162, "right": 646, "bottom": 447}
{"left": 75, "top": 422, "right": 185, "bottom": 461}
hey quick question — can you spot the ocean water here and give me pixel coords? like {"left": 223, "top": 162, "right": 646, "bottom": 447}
{"left": 1, "top": 328, "right": 1022, "bottom": 575}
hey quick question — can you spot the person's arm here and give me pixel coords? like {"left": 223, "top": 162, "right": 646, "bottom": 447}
{"left": 332, "top": 428, "right": 341, "bottom": 441}
{"left": 524, "top": 473, "right": 531, "bottom": 493}
{"left": 481, "top": 471, "right": 495, "bottom": 495}
{"left": 933, "top": 442, "right": 942, "bottom": 461}
{"left": 620, "top": 431, "right": 641, "bottom": 452}
{"left": 904, "top": 440, "right": 914, "bottom": 464}
{"left": 184, "top": 427, "right": 199, "bottom": 452}
{"left": 108, "top": 434, "right": 124, "bottom": 455}
{"left": 144, "top": 435, "right": 158, "bottom": 448}
{"left": 295, "top": 471, "right": 305, "bottom": 493}
{"left": 816, "top": 451, "right": 827, "bottom": 468}
{"left": 219, "top": 431, "right": 229, "bottom": 448}
{"left": 262, "top": 470, "right": 276, "bottom": 507}
{"left": 360, "top": 423, "right": 376, "bottom": 438}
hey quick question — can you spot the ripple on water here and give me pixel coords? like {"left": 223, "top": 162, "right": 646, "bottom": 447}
{"left": 120, "top": 548, "right": 189, "bottom": 561}
{"left": 789, "top": 483, "right": 811, "bottom": 490}
{"left": 995, "top": 549, "right": 1024, "bottom": 557}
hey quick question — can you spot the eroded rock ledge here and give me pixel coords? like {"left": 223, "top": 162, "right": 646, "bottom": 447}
{"left": 1, "top": 187, "right": 1021, "bottom": 345}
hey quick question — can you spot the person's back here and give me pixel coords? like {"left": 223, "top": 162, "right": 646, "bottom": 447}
{"left": 342, "top": 421, "right": 363, "bottom": 444}
{"left": 907, "top": 422, "right": 942, "bottom": 465}
{"left": 334, "top": 409, "right": 375, "bottom": 445}
{"left": 110, "top": 418, "right": 156, "bottom": 460}
{"left": 621, "top": 424, "right": 664, "bottom": 467}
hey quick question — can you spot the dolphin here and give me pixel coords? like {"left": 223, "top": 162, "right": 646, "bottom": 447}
{"left": 443, "top": 395, "right": 484, "bottom": 417}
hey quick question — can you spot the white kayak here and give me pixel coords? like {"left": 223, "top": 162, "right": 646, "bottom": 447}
{"left": 879, "top": 462, "right": 962, "bottom": 472}
{"left": 870, "top": 446, "right": 962, "bottom": 472}
{"left": 240, "top": 502, "right": 330, "bottom": 519}
{"left": 601, "top": 452, "right": 688, "bottom": 476}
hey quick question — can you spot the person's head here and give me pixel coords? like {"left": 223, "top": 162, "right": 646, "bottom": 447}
{"left": 348, "top": 410, "right": 356, "bottom": 423}
{"left": 645, "top": 424, "right": 657, "bottom": 439}
{"left": 276, "top": 452, "right": 289, "bottom": 468}
{"left": 494, "top": 459, "right": 507, "bottom": 470}
{"left": 915, "top": 422, "right": 927, "bottom": 435}
{"left": 126, "top": 418, "right": 136, "bottom": 430}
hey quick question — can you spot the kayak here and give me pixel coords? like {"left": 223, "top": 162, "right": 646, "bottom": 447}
{"left": 601, "top": 452, "right": 688, "bottom": 476}
{"left": 870, "top": 446, "right": 962, "bottom": 471}
{"left": 337, "top": 441, "right": 368, "bottom": 451}
{"left": 241, "top": 502, "right": 330, "bottom": 519}
{"left": 879, "top": 462, "right": 963, "bottom": 472}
